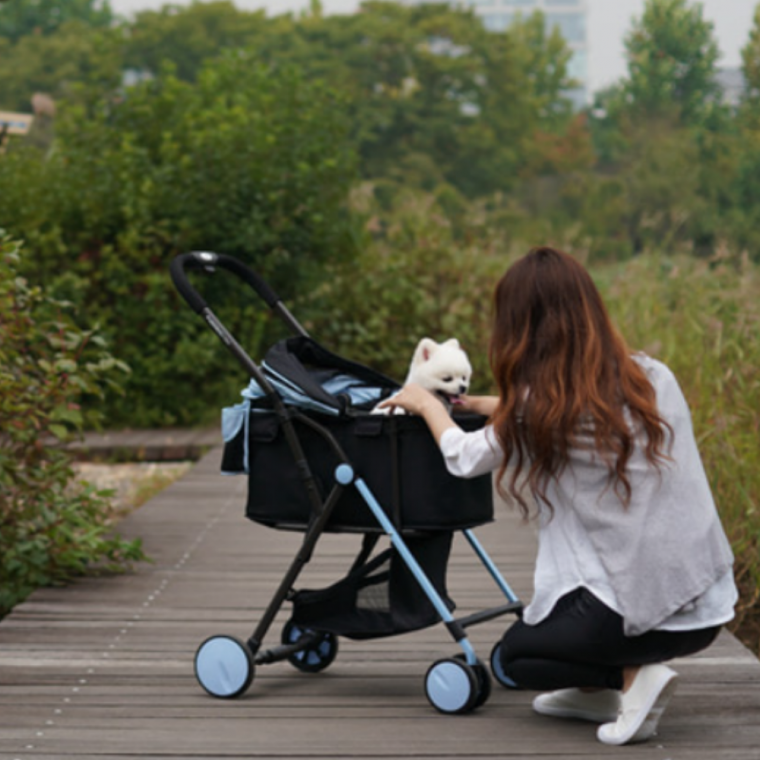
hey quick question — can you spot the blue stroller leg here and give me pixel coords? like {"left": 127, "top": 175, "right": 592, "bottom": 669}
{"left": 343, "top": 466, "right": 517, "bottom": 713}
{"left": 462, "top": 529, "right": 520, "bottom": 605}
{"left": 461, "top": 529, "right": 522, "bottom": 689}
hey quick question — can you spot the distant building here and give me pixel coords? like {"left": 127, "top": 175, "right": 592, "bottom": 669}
{"left": 715, "top": 68, "right": 745, "bottom": 108}
{"left": 403, "top": 0, "right": 589, "bottom": 108}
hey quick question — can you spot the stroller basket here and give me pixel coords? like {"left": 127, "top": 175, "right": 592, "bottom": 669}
{"left": 222, "top": 404, "right": 493, "bottom": 534}
{"left": 221, "top": 333, "right": 493, "bottom": 533}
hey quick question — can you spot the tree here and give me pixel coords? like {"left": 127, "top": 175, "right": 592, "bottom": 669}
{"left": 0, "top": 20, "right": 123, "bottom": 112}
{"left": 742, "top": 5, "right": 760, "bottom": 98}
{"left": 0, "top": 0, "right": 113, "bottom": 42}
{"left": 726, "top": 9, "right": 760, "bottom": 259}
{"left": 739, "top": 4, "right": 760, "bottom": 125}
{"left": 242, "top": 1, "right": 579, "bottom": 197}
{"left": 120, "top": 1, "right": 581, "bottom": 197}
{"left": 123, "top": 1, "right": 268, "bottom": 83}
{"left": 616, "top": 0, "right": 722, "bottom": 126}
{"left": 3, "top": 0, "right": 584, "bottom": 200}
{"left": 584, "top": 0, "right": 739, "bottom": 256}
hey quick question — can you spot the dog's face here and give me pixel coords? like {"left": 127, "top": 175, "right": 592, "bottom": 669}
{"left": 406, "top": 338, "right": 472, "bottom": 407}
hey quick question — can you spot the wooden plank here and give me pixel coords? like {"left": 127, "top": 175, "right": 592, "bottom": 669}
{"left": 55, "top": 427, "right": 223, "bottom": 462}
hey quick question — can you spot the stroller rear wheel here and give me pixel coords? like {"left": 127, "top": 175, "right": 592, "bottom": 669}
{"left": 424, "top": 658, "right": 480, "bottom": 714}
{"left": 281, "top": 620, "right": 339, "bottom": 673}
{"left": 489, "top": 641, "right": 520, "bottom": 689}
{"left": 194, "top": 635, "right": 255, "bottom": 698}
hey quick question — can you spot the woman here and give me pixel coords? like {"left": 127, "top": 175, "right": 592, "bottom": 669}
{"left": 379, "top": 247, "right": 736, "bottom": 746}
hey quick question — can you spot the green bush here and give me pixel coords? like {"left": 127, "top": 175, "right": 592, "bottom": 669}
{"left": 0, "top": 57, "right": 359, "bottom": 427}
{"left": 0, "top": 233, "right": 143, "bottom": 617}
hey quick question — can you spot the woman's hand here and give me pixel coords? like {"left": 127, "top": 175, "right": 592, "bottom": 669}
{"left": 377, "top": 383, "right": 458, "bottom": 445}
{"left": 377, "top": 383, "right": 443, "bottom": 416}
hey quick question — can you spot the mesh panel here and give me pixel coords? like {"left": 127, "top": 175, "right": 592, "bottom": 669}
{"left": 290, "top": 534, "right": 453, "bottom": 639}
{"left": 356, "top": 559, "right": 391, "bottom": 612}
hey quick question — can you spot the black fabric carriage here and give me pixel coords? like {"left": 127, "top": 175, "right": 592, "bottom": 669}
{"left": 221, "top": 335, "right": 494, "bottom": 534}
{"left": 170, "top": 252, "right": 522, "bottom": 713}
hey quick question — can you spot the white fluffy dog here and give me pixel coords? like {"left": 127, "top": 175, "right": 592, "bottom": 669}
{"left": 375, "top": 337, "right": 472, "bottom": 414}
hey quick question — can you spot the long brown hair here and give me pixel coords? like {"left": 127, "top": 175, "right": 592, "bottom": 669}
{"left": 489, "top": 247, "right": 671, "bottom": 517}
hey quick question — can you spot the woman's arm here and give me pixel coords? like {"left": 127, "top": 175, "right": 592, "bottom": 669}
{"left": 459, "top": 395, "right": 499, "bottom": 417}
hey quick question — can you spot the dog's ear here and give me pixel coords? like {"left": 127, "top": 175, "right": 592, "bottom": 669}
{"left": 413, "top": 337, "right": 438, "bottom": 364}
{"left": 442, "top": 338, "right": 461, "bottom": 351}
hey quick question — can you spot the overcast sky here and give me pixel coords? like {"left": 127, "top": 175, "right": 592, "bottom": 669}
{"left": 109, "top": 0, "right": 758, "bottom": 94}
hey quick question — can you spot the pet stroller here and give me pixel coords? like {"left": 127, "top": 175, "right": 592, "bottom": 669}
{"left": 170, "top": 252, "right": 523, "bottom": 714}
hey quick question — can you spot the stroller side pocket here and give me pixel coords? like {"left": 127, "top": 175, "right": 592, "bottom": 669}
{"left": 220, "top": 402, "right": 249, "bottom": 474}
{"left": 221, "top": 404, "right": 280, "bottom": 475}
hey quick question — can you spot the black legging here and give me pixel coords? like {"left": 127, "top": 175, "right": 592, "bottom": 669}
{"left": 500, "top": 587, "right": 721, "bottom": 691}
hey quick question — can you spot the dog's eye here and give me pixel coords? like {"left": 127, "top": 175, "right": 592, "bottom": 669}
{"left": 442, "top": 376, "right": 453, "bottom": 383}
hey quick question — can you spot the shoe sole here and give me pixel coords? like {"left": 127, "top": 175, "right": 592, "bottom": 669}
{"left": 598, "top": 672, "right": 679, "bottom": 745}
{"left": 533, "top": 702, "right": 619, "bottom": 723}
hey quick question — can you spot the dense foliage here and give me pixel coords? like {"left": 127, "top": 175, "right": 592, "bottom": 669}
{"left": 0, "top": 233, "right": 143, "bottom": 616}
{"left": 0, "top": 0, "right": 113, "bottom": 42}
{"left": 0, "top": 54, "right": 358, "bottom": 425}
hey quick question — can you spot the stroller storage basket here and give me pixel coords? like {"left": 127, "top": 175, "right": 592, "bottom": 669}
{"left": 291, "top": 533, "right": 454, "bottom": 639}
{"left": 222, "top": 409, "right": 494, "bottom": 534}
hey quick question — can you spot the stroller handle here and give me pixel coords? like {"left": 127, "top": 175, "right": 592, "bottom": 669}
{"left": 170, "top": 251, "right": 281, "bottom": 314}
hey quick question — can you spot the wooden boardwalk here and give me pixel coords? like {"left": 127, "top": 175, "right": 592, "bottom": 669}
{"left": 58, "top": 427, "right": 222, "bottom": 462}
{"left": 1, "top": 447, "right": 759, "bottom": 759}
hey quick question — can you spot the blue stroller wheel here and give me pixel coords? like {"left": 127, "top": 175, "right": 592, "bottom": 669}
{"left": 489, "top": 641, "right": 520, "bottom": 689}
{"left": 453, "top": 654, "right": 492, "bottom": 707}
{"left": 194, "top": 635, "right": 255, "bottom": 698}
{"left": 424, "top": 658, "right": 479, "bottom": 714}
{"left": 281, "top": 619, "right": 339, "bottom": 673}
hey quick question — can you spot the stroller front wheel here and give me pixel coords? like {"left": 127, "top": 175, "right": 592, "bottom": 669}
{"left": 194, "top": 635, "right": 255, "bottom": 698}
{"left": 281, "top": 620, "right": 339, "bottom": 673}
{"left": 453, "top": 654, "right": 492, "bottom": 708}
{"left": 424, "top": 658, "right": 480, "bottom": 714}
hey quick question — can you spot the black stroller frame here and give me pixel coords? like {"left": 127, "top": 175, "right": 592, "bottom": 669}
{"left": 170, "top": 251, "right": 523, "bottom": 714}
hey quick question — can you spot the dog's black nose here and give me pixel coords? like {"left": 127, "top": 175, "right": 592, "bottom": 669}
{"left": 459, "top": 384, "right": 467, "bottom": 394}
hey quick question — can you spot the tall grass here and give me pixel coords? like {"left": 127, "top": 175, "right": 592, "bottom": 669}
{"left": 600, "top": 250, "right": 760, "bottom": 651}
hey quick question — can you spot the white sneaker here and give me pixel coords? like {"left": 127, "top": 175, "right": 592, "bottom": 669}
{"left": 533, "top": 688, "right": 621, "bottom": 723}
{"left": 597, "top": 664, "right": 678, "bottom": 745}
